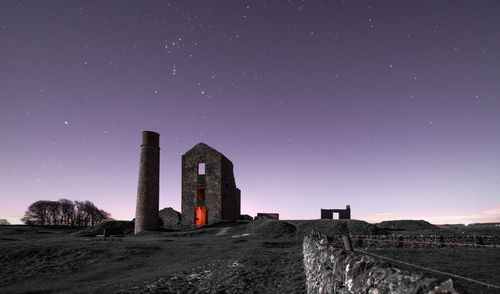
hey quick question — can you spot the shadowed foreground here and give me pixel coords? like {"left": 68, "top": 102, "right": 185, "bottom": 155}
{"left": 1, "top": 220, "right": 499, "bottom": 293}
{"left": 0, "top": 224, "right": 305, "bottom": 293}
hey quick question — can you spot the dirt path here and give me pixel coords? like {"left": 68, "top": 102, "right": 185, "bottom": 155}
{"left": 215, "top": 227, "right": 231, "bottom": 236}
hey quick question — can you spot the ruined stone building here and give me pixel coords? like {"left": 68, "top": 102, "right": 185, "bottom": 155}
{"left": 321, "top": 205, "right": 351, "bottom": 220}
{"left": 255, "top": 213, "right": 279, "bottom": 220}
{"left": 181, "top": 143, "right": 241, "bottom": 227}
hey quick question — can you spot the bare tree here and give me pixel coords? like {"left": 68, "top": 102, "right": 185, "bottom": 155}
{"left": 21, "top": 200, "right": 49, "bottom": 225}
{"left": 59, "top": 199, "right": 75, "bottom": 225}
{"left": 81, "top": 201, "right": 110, "bottom": 226}
{"left": 74, "top": 201, "right": 86, "bottom": 226}
{"left": 83, "top": 201, "right": 95, "bottom": 226}
{"left": 46, "top": 200, "right": 61, "bottom": 225}
{"left": 98, "top": 209, "right": 111, "bottom": 223}
{"left": 0, "top": 219, "right": 10, "bottom": 225}
{"left": 21, "top": 199, "right": 111, "bottom": 226}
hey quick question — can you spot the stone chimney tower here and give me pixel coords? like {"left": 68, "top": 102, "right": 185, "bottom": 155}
{"left": 134, "top": 131, "right": 160, "bottom": 234}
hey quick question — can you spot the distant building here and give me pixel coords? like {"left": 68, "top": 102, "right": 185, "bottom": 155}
{"left": 321, "top": 205, "right": 351, "bottom": 219}
{"left": 239, "top": 214, "right": 253, "bottom": 221}
{"left": 181, "top": 143, "right": 241, "bottom": 227}
{"left": 255, "top": 213, "right": 279, "bottom": 220}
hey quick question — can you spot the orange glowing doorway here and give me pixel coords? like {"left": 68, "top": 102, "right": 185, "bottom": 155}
{"left": 194, "top": 205, "right": 207, "bottom": 227}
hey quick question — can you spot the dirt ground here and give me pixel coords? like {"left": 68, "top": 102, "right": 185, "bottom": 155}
{"left": 0, "top": 223, "right": 305, "bottom": 294}
{"left": 1, "top": 220, "right": 499, "bottom": 294}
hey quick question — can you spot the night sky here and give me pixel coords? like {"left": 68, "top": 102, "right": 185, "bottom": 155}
{"left": 1, "top": 1, "right": 499, "bottom": 224}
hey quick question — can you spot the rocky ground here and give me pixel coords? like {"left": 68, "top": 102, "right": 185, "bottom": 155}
{"left": 117, "top": 239, "right": 305, "bottom": 294}
{"left": 0, "top": 220, "right": 499, "bottom": 293}
{"left": 0, "top": 221, "right": 309, "bottom": 294}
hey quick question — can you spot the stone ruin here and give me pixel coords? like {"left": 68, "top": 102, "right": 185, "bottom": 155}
{"left": 134, "top": 133, "right": 242, "bottom": 233}
{"left": 321, "top": 205, "right": 351, "bottom": 220}
{"left": 134, "top": 131, "right": 354, "bottom": 234}
{"left": 255, "top": 213, "right": 279, "bottom": 220}
{"left": 159, "top": 207, "right": 181, "bottom": 229}
{"left": 134, "top": 131, "right": 160, "bottom": 234}
{"left": 181, "top": 143, "right": 241, "bottom": 227}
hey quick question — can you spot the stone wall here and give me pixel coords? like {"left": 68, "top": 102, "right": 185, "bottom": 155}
{"left": 181, "top": 143, "right": 241, "bottom": 227}
{"left": 313, "top": 234, "right": 498, "bottom": 249}
{"left": 303, "top": 232, "right": 462, "bottom": 294}
{"left": 181, "top": 143, "right": 222, "bottom": 226}
{"left": 221, "top": 155, "right": 240, "bottom": 220}
{"left": 255, "top": 213, "right": 279, "bottom": 219}
{"left": 159, "top": 207, "right": 181, "bottom": 229}
{"left": 350, "top": 234, "right": 498, "bottom": 248}
{"left": 321, "top": 205, "right": 351, "bottom": 220}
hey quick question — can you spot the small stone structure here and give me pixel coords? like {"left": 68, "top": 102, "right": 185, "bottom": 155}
{"left": 255, "top": 213, "right": 279, "bottom": 220}
{"left": 303, "top": 232, "right": 462, "bottom": 293}
{"left": 239, "top": 214, "right": 253, "bottom": 221}
{"left": 321, "top": 205, "right": 351, "bottom": 219}
{"left": 134, "top": 131, "right": 160, "bottom": 234}
{"left": 181, "top": 143, "right": 241, "bottom": 227}
{"left": 159, "top": 207, "right": 181, "bottom": 229}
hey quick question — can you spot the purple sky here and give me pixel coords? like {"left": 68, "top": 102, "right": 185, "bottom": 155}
{"left": 1, "top": 1, "right": 499, "bottom": 224}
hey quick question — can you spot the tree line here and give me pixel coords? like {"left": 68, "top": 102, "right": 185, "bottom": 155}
{"left": 21, "top": 199, "right": 111, "bottom": 226}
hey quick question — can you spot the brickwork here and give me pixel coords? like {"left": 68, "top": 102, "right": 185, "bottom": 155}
{"left": 181, "top": 143, "right": 240, "bottom": 227}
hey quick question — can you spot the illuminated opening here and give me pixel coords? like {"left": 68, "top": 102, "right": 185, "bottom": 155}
{"left": 197, "top": 187, "right": 205, "bottom": 200}
{"left": 194, "top": 205, "right": 207, "bottom": 227}
{"left": 198, "top": 162, "right": 205, "bottom": 175}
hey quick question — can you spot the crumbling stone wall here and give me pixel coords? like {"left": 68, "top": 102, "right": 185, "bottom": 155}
{"left": 303, "top": 232, "right": 461, "bottom": 294}
{"left": 344, "top": 234, "right": 498, "bottom": 248}
{"left": 356, "top": 234, "right": 499, "bottom": 248}
{"left": 181, "top": 143, "right": 241, "bottom": 227}
{"left": 239, "top": 214, "right": 253, "bottom": 221}
{"left": 159, "top": 207, "right": 181, "bottom": 229}
{"left": 221, "top": 155, "right": 240, "bottom": 220}
{"left": 255, "top": 213, "right": 279, "bottom": 220}
{"left": 321, "top": 205, "right": 351, "bottom": 220}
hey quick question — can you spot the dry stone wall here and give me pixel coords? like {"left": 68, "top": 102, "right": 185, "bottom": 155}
{"left": 352, "top": 234, "right": 498, "bottom": 248}
{"left": 303, "top": 232, "right": 462, "bottom": 294}
{"left": 317, "top": 234, "right": 498, "bottom": 249}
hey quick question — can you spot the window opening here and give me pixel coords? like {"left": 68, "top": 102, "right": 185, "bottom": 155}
{"left": 197, "top": 187, "right": 205, "bottom": 201}
{"left": 198, "top": 162, "right": 205, "bottom": 175}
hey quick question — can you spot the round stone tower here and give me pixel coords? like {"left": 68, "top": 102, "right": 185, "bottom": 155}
{"left": 134, "top": 131, "right": 160, "bottom": 234}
